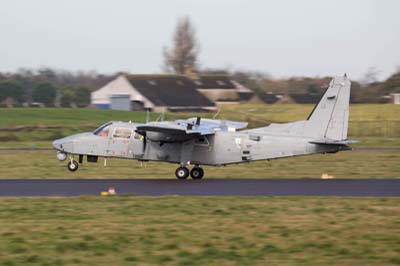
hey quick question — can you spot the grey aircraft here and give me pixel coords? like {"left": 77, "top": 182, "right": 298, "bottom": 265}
{"left": 53, "top": 75, "right": 355, "bottom": 179}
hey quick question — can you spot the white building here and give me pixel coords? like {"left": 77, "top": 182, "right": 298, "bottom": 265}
{"left": 91, "top": 75, "right": 216, "bottom": 112}
{"left": 390, "top": 93, "right": 400, "bottom": 104}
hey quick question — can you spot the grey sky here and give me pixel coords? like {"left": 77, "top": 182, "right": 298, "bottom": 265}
{"left": 1, "top": 0, "right": 399, "bottom": 80}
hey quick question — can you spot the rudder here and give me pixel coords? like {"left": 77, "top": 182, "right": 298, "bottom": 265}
{"left": 306, "top": 75, "right": 351, "bottom": 140}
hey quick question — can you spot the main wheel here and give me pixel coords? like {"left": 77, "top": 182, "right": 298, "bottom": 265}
{"left": 67, "top": 160, "right": 79, "bottom": 172}
{"left": 190, "top": 167, "right": 204, "bottom": 179}
{"left": 175, "top": 167, "right": 189, "bottom": 179}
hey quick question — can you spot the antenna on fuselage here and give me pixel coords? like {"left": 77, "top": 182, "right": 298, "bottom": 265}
{"left": 155, "top": 111, "right": 165, "bottom": 122}
{"left": 213, "top": 109, "right": 220, "bottom": 119}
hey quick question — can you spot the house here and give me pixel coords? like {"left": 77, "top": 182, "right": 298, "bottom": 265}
{"left": 91, "top": 75, "right": 216, "bottom": 112}
{"left": 194, "top": 75, "right": 253, "bottom": 103}
{"left": 258, "top": 93, "right": 283, "bottom": 104}
{"left": 289, "top": 93, "right": 323, "bottom": 104}
{"left": 390, "top": 93, "right": 400, "bottom": 104}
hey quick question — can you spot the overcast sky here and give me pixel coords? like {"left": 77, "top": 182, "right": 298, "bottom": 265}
{"left": 1, "top": 0, "right": 399, "bottom": 80}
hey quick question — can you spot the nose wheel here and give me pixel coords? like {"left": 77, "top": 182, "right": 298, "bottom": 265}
{"left": 175, "top": 166, "right": 204, "bottom": 179}
{"left": 67, "top": 160, "right": 79, "bottom": 172}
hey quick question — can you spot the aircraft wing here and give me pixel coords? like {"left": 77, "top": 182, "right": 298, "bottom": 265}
{"left": 136, "top": 122, "right": 205, "bottom": 135}
{"left": 185, "top": 118, "right": 248, "bottom": 131}
{"left": 136, "top": 118, "right": 248, "bottom": 137}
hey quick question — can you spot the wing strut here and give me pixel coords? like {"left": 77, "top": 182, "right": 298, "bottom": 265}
{"left": 180, "top": 139, "right": 195, "bottom": 166}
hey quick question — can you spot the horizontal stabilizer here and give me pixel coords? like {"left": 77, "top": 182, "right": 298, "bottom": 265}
{"left": 310, "top": 139, "right": 359, "bottom": 145}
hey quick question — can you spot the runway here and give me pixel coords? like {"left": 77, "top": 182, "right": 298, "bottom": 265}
{"left": 0, "top": 179, "right": 399, "bottom": 197}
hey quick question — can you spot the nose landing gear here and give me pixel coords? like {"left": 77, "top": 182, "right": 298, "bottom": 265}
{"left": 67, "top": 159, "right": 79, "bottom": 172}
{"left": 175, "top": 165, "right": 204, "bottom": 179}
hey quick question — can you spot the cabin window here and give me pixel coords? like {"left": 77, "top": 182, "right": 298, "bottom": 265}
{"left": 113, "top": 127, "right": 132, "bottom": 139}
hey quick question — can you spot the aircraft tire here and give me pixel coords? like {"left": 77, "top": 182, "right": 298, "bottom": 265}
{"left": 175, "top": 167, "right": 189, "bottom": 179}
{"left": 67, "top": 160, "right": 79, "bottom": 172}
{"left": 190, "top": 167, "right": 204, "bottom": 179}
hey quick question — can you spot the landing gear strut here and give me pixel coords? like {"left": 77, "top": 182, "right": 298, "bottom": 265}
{"left": 175, "top": 166, "right": 204, "bottom": 179}
{"left": 67, "top": 160, "right": 79, "bottom": 172}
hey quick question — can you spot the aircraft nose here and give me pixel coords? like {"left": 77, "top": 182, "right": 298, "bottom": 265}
{"left": 52, "top": 139, "right": 63, "bottom": 151}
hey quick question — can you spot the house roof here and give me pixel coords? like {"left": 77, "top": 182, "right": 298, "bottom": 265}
{"left": 196, "top": 75, "right": 236, "bottom": 89}
{"left": 125, "top": 75, "right": 215, "bottom": 107}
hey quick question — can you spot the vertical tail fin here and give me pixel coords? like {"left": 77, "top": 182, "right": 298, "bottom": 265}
{"left": 306, "top": 75, "right": 351, "bottom": 141}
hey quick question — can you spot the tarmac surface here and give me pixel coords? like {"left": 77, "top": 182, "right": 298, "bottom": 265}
{"left": 0, "top": 179, "right": 399, "bottom": 197}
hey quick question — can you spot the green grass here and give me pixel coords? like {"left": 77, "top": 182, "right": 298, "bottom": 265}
{"left": 0, "top": 105, "right": 399, "bottom": 179}
{"left": 0, "top": 141, "right": 51, "bottom": 149}
{"left": 0, "top": 196, "right": 398, "bottom": 266}
{"left": 2, "top": 105, "right": 399, "bottom": 127}
{"left": 1, "top": 104, "right": 400, "bottom": 144}
{"left": 217, "top": 104, "right": 400, "bottom": 138}
{"left": 0, "top": 151, "right": 399, "bottom": 178}
{"left": 0, "top": 108, "right": 168, "bottom": 142}
{"left": 218, "top": 104, "right": 400, "bottom": 123}
{"left": 351, "top": 137, "right": 400, "bottom": 148}
{"left": 0, "top": 108, "right": 167, "bottom": 128}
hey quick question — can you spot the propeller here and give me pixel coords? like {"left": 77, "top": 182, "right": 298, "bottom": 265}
{"left": 142, "top": 132, "right": 147, "bottom": 154}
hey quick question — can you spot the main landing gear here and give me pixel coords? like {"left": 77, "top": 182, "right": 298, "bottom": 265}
{"left": 175, "top": 166, "right": 204, "bottom": 180}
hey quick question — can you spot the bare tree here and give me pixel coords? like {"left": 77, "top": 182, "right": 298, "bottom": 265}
{"left": 163, "top": 17, "right": 199, "bottom": 74}
{"left": 362, "top": 66, "right": 380, "bottom": 85}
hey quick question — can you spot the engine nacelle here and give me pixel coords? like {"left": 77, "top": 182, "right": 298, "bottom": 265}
{"left": 57, "top": 151, "right": 67, "bottom": 161}
{"left": 146, "top": 132, "right": 193, "bottom": 143}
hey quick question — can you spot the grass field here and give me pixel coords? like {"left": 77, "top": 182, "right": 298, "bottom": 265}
{"left": 0, "top": 107, "right": 398, "bottom": 266}
{"left": 1, "top": 104, "right": 400, "bottom": 125}
{"left": 1, "top": 104, "right": 399, "bottom": 146}
{"left": 0, "top": 150, "right": 399, "bottom": 179}
{"left": 0, "top": 108, "right": 165, "bottom": 128}
{"left": 0, "top": 105, "right": 399, "bottom": 179}
{"left": 0, "top": 196, "right": 398, "bottom": 266}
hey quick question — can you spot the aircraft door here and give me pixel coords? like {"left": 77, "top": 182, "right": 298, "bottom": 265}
{"left": 241, "top": 137, "right": 254, "bottom": 161}
{"left": 107, "top": 127, "right": 132, "bottom": 158}
{"left": 92, "top": 122, "right": 112, "bottom": 156}
{"left": 129, "top": 132, "right": 144, "bottom": 158}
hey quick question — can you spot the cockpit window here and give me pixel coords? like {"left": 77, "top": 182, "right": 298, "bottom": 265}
{"left": 94, "top": 122, "right": 112, "bottom": 137}
{"left": 133, "top": 132, "right": 144, "bottom": 140}
{"left": 113, "top": 127, "right": 132, "bottom": 139}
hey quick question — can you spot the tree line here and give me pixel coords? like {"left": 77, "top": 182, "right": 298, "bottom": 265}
{"left": 0, "top": 69, "right": 115, "bottom": 107}
{"left": 0, "top": 68, "right": 399, "bottom": 107}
